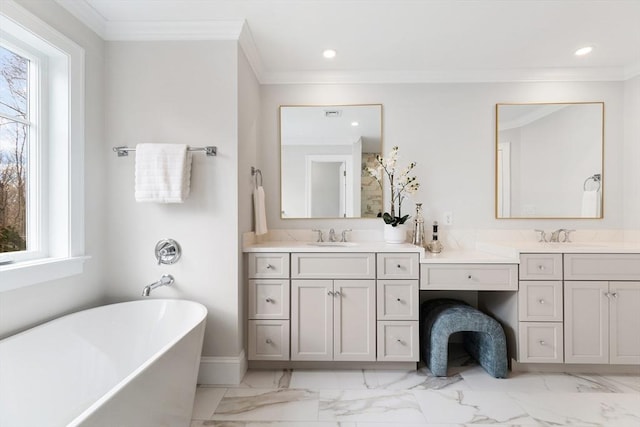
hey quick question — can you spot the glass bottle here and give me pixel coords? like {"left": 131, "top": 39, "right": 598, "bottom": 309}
{"left": 427, "top": 221, "right": 444, "bottom": 253}
{"left": 412, "top": 203, "right": 425, "bottom": 247}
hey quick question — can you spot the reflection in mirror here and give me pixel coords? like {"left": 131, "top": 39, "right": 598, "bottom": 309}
{"left": 496, "top": 102, "right": 604, "bottom": 219}
{"left": 280, "top": 105, "right": 382, "bottom": 219}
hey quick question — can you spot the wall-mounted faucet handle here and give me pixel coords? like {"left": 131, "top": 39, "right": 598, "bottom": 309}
{"left": 341, "top": 229, "right": 352, "bottom": 242}
{"left": 312, "top": 229, "right": 324, "bottom": 242}
{"left": 564, "top": 229, "right": 576, "bottom": 243}
{"left": 534, "top": 229, "right": 547, "bottom": 242}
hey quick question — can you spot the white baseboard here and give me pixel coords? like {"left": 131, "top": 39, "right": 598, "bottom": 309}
{"left": 197, "top": 350, "right": 248, "bottom": 385}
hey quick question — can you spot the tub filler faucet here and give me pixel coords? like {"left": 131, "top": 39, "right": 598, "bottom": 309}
{"left": 142, "top": 274, "right": 174, "bottom": 296}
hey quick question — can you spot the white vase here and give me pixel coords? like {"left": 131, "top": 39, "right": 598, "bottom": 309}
{"left": 384, "top": 224, "right": 407, "bottom": 244}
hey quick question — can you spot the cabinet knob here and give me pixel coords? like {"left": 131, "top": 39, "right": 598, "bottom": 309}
{"left": 266, "top": 338, "right": 273, "bottom": 344}
{"left": 537, "top": 265, "right": 545, "bottom": 271}
{"left": 265, "top": 297, "right": 273, "bottom": 303}
{"left": 327, "top": 291, "right": 334, "bottom": 296}
{"left": 538, "top": 299, "right": 545, "bottom": 304}
{"left": 467, "top": 275, "right": 473, "bottom": 280}
{"left": 334, "top": 291, "right": 341, "bottom": 297}
{"left": 265, "top": 264, "right": 273, "bottom": 270}
{"left": 396, "top": 339, "right": 405, "bottom": 345}
{"left": 396, "top": 298, "right": 402, "bottom": 302}
{"left": 611, "top": 292, "right": 618, "bottom": 298}
{"left": 539, "top": 340, "right": 546, "bottom": 346}
{"left": 397, "top": 264, "right": 402, "bottom": 269}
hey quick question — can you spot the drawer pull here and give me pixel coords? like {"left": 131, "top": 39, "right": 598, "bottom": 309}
{"left": 266, "top": 338, "right": 273, "bottom": 344}
{"left": 397, "top": 264, "right": 402, "bottom": 269}
{"left": 539, "top": 340, "right": 546, "bottom": 346}
{"left": 537, "top": 265, "right": 545, "bottom": 271}
{"left": 334, "top": 291, "right": 342, "bottom": 297}
{"left": 396, "top": 298, "right": 402, "bottom": 302}
{"left": 467, "top": 275, "right": 473, "bottom": 280}
{"left": 265, "top": 264, "right": 274, "bottom": 270}
{"left": 396, "top": 339, "right": 405, "bottom": 345}
{"left": 538, "top": 299, "right": 545, "bottom": 304}
{"left": 265, "top": 297, "right": 273, "bottom": 303}
{"left": 328, "top": 291, "right": 334, "bottom": 296}
{"left": 611, "top": 292, "right": 618, "bottom": 298}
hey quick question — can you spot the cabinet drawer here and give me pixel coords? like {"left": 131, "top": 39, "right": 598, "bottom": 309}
{"left": 564, "top": 254, "right": 640, "bottom": 280}
{"left": 518, "top": 322, "right": 563, "bottom": 363}
{"left": 518, "top": 281, "right": 563, "bottom": 321}
{"left": 248, "top": 279, "right": 290, "bottom": 319}
{"left": 519, "top": 253, "right": 562, "bottom": 280}
{"left": 377, "top": 280, "right": 419, "bottom": 320}
{"left": 377, "top": 253, "right": 420, "bottom": 279}
{"left": 291, "top": 253, "right": 375, "bottom": 279}
{"left": 248, "top": 253, "right": 290, "bottom": 279}
{"left": 377, "top": 321, "right": 419, "bottom": 361}
{"left": 248, "top": 320, "right": 290, "bottom": 360}
{"left": 420, "top": 264, "right": 518, "bottom": 290}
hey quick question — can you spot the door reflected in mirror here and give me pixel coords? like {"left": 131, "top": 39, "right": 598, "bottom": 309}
{"left": 280, "top": 104, "right": 383, "bottom": 219}
{"left": 496, "top": 102, "right": 604, "bottom": 219}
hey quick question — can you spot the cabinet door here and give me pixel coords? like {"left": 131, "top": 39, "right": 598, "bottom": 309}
{"left": 291, "top": 280, "right": 333, "bottom": 361}
{"left": 609, "top": 282, "right": 640, "bottom": 365}
{"left": 333, "top": 280, "right": 376, "bottom": 361}
{"left": 564, "top": 281, "right": 609, "bottom": 364}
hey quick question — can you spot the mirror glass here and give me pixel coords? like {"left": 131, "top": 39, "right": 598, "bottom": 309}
{"left": 280, "top": 104, "right": 383, "bottom": 219}
{"left": 496, "top": 102, "right": 604, "bottom": 219}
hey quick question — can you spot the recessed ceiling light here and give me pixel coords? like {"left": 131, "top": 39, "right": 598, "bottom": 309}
{"left": 574, "top": 46, "right": 593, "bottom": 56}
{"left": 351, "top": 121, "right": 359, "bottom": 127}
{"left": 323, "top": 49, "right": 337, "bottom": 59}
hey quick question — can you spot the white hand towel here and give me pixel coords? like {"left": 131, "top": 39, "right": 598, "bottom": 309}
{"left": 581, "top": 190, "right": 601, "bottom": 217}
{"left": 135, "top": 143, "right": 192, "bottom": 203}
{"left": 253, "top": 186, "right": 268, "bottom": 235}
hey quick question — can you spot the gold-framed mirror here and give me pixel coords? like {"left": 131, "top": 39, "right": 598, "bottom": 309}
{"left": 495, "top": 102, "right": 604, "bottom": 219}
{"left": 280, "top": 104, "right": 383, "bottom": 219}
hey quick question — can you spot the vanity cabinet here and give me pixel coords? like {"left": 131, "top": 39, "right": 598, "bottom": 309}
{"left": 291, "top": 279, "right": 376, "bottom": 361}
{"left": 420, "top": 263, "right": 518, "bottom": 290}
{"left": 564, "top": 254, "right": 640, "bottom": 365}
{"left": 290, "top": 253, "right": 377, "bottom": 361}
{"left": 376, "top": 253, "right": 420, "bottom": 361}
{"left": 517, "top": 254, "right": 564, "bottom": 363}
{"left": 247, "top": 253, "right": 291, "bottom": 361}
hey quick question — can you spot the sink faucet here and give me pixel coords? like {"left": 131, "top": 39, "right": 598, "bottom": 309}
{"left": 341, "top": 229, "right": 352, "bottom": 242}
{"left": 142, "top": 274, "right": 174, "bottom": 296}
{"left": 328, "top": 228, "right": 337, "bottom": 242}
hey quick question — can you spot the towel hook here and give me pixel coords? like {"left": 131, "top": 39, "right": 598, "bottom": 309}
{"left": 251, "top": 166, "right": 263, "bottom": 189}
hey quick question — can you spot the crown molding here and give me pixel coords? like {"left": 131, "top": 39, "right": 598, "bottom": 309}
{"left": 102, "top": 20, "right": 244, "bottom": 41}
{"left": 54, "top": 0, "right": 107, "bottom": 38}
{"left": 238, "top": 22, "right": 264, "bottom": 82}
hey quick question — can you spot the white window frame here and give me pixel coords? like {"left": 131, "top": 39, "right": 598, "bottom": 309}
{"left": 0, "top": 1, "right": 87, "bottom": 292}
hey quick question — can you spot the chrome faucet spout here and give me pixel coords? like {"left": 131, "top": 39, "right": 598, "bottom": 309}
{"left": 328, "top": 228, "right": 337, "bottom": 242}
{"left": 142, "top": 274, "right": 174, "bottom": 297}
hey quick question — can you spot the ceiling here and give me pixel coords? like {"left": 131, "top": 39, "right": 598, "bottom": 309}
{"left": 54, "top": 0, "right": 640, "bottom": 84}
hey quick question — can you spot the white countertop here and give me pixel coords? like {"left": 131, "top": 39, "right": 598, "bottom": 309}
{"left": 244, "top": 238, "right": 640, "bottom": 265}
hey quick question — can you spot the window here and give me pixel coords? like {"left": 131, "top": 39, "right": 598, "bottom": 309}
{"left": 1, "top": 43, "right": 39, "bottom": 259}
{"left": 0, "top": 1, "right": 86, "bottom": 291}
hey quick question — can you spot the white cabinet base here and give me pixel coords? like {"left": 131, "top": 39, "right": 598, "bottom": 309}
{"left": 518, "top": 322, "right": 563, "bottom": 363}
{"left": 377, "top": 321, "right": 419, "bottom": 362}
{"left": 248, "top": 320, "right": 290, "bottom": 361}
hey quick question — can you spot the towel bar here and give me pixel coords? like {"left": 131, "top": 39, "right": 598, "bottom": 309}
{"left": 113, "top": 146, "right": 217, "bottom": 157}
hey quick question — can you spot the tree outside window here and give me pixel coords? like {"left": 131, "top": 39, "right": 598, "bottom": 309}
{"left": 0, "top": 45, "right": 28, "bottom": 253}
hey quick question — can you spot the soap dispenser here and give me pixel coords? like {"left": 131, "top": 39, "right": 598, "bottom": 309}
{"left": 412, "top": 203, "right": 425, "bottom": 247}
{"left": 426, "top": 221, "right": 443, "bottom": 253}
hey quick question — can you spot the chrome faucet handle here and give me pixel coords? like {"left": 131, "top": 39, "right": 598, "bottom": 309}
{"left": 312, "top": 229, "right": 324, "bottom": 242}
{"left": 341, "top": 229, "right": 352, "bottom": 242}
{"left": 534, "top": 229, "right": 547, "bottom": 242}
{"left": 564, "top": 229, "right": 576, "bottom": 243}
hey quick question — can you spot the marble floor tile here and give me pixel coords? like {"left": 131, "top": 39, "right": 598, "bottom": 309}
{"left": 212, "top": 388, "right": 319, "bottom": 422}
{"left": 413, "top": 390, "right": 539, "bottom": 425}
{"left": 289, "top": 370, "right": 375, "bottom": 390}
{"left": 191, "top": 422, "right": 355, "bottom": 427}
{"left": 318, "top": 389, "right": 426, "bottom": 423}
{"left": 371, "top": 367, "right": 470, "bottom": 391}
{"left": 510, "top": 391, "right": 640, "bottom": 426}
{"left": 192, "top": 387, "right": 228, "bottom": 419}
{"left": 235, "top": 370, "right": 293, "bottom": 389}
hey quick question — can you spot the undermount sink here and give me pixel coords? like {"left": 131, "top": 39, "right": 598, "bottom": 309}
{"left": 307, "top": 242, "right": 358, "bottom": 247}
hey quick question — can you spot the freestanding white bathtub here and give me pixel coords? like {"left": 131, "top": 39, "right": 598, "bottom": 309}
{"left": 0, "top": 299, "right": 207, "bottom": 427}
